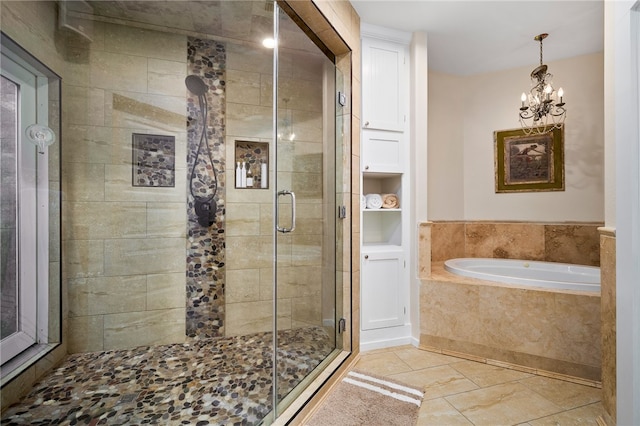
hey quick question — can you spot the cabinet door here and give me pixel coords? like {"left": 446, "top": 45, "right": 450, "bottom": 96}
{"left": 362, "top": 130, "right": 403, "bottom": 173}
{"left": 362, "top": 38, "right": 406, "bottom": 132}
{"left": 361, "top": 251, "right": 404, "bottom": 330}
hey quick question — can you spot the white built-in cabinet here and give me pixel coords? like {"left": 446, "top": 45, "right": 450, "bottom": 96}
{"left": 360, "top": 27, "right": 411, "bottom": 350}
{"left": 361, "top": 247, "right": 404, "bottom": 330}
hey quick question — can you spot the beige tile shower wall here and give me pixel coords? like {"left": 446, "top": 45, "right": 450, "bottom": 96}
{"left": 224, "top": 41, "right": 278, "bottom": 336}
{"left": 224, "top": 41, "right": 326, "bottom": 336}
{"left": 62, "top": 21, "right": 188, "bottom": 353}
{"left": 428, "top": 221, "right": 602, "bottom": 266}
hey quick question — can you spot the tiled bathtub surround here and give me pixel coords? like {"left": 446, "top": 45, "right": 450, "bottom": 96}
{"left": 1, "top": 327, "right": 333, "bottom": 425}
{"left": 421, "top": 263, "right": 602, "bottom": 382}
{"left": 186, "top": 37, "right": 227, "bottom": 339}
{"left": 418, "top": 221, "right": 603, "bottom": 383}
{"left": 427, "top": 221, "right": 602, "bottom": 266}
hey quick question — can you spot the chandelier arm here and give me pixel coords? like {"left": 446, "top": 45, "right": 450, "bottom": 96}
{"left": 520, "top": 109, "right": 535, "bottom": 120}
{"left": 549, "top": 109, "right": 566, "bottom": 118}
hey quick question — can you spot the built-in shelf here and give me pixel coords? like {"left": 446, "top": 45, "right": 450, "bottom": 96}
{"left": 362, "top": 208, "right": 401, "bottom": 245}
{"left": 362, "top": 243, "right": 403, "bottom": 251}
{"left": 362, "top": 171, "right": 402, "bottom": 179}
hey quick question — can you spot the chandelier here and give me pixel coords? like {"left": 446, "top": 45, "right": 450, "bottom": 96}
{"left": 519, "top": 33, "right": 566, "bottom": 135}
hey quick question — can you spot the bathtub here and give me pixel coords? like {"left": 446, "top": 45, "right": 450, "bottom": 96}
{"left": 423, "top": 258, "right": 602, "bottom": 381}
{"left": 444, "top": 258, "right": 600, "bottom": 292}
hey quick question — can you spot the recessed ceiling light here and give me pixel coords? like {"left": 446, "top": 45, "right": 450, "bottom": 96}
{"left": 262, "top": 38, "right": 276, "bottom": 49}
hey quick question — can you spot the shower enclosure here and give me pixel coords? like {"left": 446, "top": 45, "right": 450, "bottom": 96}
{"left": 1, "top": 1, "right": 351, "bottom": 423}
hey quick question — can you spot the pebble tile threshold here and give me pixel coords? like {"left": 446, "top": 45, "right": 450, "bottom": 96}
{"left": 1, "top": 327, "right": 333, "bottom": 425}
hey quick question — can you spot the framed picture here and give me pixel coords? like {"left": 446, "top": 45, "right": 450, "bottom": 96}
{"left": 132, "top": 133, "right": 176, "bottom": 187}
{"left": 494, "top": 126, "right": 564, "bottom": 193}
{"left": 234, "top": 140, "right": 269, "bottom": 189}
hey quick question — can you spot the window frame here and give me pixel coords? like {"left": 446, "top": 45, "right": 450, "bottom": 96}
{"left": 0, "top": 51, "right": 50, "bottom": 365}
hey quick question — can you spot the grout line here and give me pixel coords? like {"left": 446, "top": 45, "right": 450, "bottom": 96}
{"left": 439, "top": 396, "right": 477, "bottom": 426}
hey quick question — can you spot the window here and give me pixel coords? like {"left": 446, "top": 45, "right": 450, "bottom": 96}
{"left": 1, "top": 50, "right": 52, "bottom": 367}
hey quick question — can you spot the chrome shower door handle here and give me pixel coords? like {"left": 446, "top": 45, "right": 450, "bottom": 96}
{"left": 276, "top": 190, "right": 296, "bottom": 233}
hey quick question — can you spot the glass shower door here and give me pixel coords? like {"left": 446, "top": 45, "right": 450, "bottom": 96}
{"left": 271, "top": 3, "right": 339, "bottom": 416}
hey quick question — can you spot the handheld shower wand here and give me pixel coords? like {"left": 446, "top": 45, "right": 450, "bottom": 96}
{"left": 186, "top": 75, "right": 218, "bottom": 227}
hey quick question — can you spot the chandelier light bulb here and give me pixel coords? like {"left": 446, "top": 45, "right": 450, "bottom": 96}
{"left": 557, "top": 87, "right": 565, "bottom": 105}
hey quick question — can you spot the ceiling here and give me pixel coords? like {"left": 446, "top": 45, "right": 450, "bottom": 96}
{"left": 350, "top": 0, "right": 604, "bottom": 76}
{"left": 79, "top": 1, "right": 321, "bottom": 56}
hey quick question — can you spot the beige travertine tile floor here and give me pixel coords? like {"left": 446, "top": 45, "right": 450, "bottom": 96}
{"left": 354, "top": 346, "right": 604, "bottom": 426}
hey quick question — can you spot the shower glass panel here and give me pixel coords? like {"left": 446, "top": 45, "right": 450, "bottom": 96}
{"left": 273, "top": 4, "right": 339, "bottom": 415}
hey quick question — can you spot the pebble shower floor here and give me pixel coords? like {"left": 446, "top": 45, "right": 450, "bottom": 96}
{"left": 1, "top": 327, "right": 333, "bottom": 425}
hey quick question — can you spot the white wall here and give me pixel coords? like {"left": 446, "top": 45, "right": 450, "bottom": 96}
{"left": 428, "top": 52, "right": 605, "bottom": 222}
{"left": 604, "top": 2, "right": 617, "bottom": 228}
{"left": 410, "top": 31, "right": 428, "bottom": 344}
{"left": 608, "top": 1, "right": 640, "bottom": 423}
{"left": 412, "top": 35, "right": 429, "bottom": 224}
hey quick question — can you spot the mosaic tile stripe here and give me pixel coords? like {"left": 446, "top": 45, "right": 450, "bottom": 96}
{"left": 186, "top": 37, "right": 227, "bottom": 339}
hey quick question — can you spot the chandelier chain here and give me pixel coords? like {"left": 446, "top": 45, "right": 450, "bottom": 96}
{"left": 539, "top": 38, "right": 544, "bottom": 66}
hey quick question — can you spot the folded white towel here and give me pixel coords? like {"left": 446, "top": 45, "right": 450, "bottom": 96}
{"left": 361, "top": 194, "right": 366, "bottom": 207}
{"left": 365, "top": 194, "right": 383, "bottom": 209}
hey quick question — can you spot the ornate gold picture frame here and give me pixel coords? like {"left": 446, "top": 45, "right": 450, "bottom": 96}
{"left": 494, "top": 126, "right": 565, "bottom": 193}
